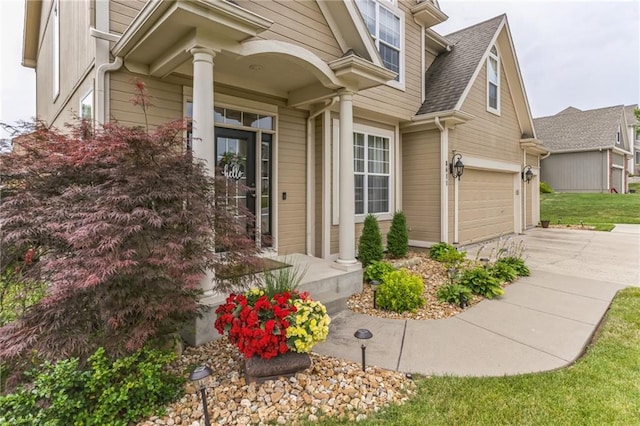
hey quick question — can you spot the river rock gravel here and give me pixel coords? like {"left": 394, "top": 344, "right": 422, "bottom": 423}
{"left": 139, "top": 339, "right": 415, "bottom": 425}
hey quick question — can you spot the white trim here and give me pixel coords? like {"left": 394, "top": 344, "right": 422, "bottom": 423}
{"left": 408, "top": 239, "right": 439, "bottom": 248}
{"left": 453, "top": 176, "right": 459, "bottom": 244}
{"left": 332, "top": 118, "right": 397, "bottom": 225}
{"left": 486, "top": 44, "right": 501, "bottom": 115}
{"left": 513, "top": 173, "right": 521, "bottom": 234}
{"left": 79, "top": 88, "right": 94, "bottom": 121}
{"left": 612, "top": 164, "right": 625, "bottom": 170}
{"left": 322, "top": 110, "right": 332, "bottom": 259}
{"left": 462, "top": 155, "right": 521, "bottom": 173}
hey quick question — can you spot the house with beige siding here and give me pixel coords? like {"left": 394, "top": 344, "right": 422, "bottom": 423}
{"left": 22, "top": 0, "right": 546, "bottom": 344}
{"left": 624, "top": 105, "right": 639, "bottom": 175}
{"left": 534, "top": 106, "right": 633, "bottom": 193}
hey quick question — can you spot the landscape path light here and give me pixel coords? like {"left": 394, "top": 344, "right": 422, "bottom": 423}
{"left": 189, "top": 365, "right": 213, "bottom": 426}
{"left": 370, "top": 280, "right": 381, "bottom": 309}
{"left": 354, "top": 328, "right": 373, "bottom": 371}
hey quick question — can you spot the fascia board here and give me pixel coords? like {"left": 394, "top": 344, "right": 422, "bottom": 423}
{"left": 22, "top": 0, "right": 42, "bottom": 68}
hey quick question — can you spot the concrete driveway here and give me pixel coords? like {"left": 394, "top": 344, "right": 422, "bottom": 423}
{"left": 314, "top": 226, "right": 639, "bottom": 376}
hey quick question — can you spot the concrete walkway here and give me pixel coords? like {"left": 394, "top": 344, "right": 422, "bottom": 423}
{"left": 314, "top": 227, "right": 639, "bottom": 377}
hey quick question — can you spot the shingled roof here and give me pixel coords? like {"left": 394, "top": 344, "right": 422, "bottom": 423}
{"left": 533, "top": 105, "right": 625, "bottom": 152}
{"left": 417, "top": 14, "right": 504, "bottom": 115}
{"left": 624, "top": 104, "right": 638, "bottom": 126}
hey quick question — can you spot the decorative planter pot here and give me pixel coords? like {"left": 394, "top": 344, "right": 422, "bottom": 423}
{"left": 541, "top": 220, "right": 550, "bottom": 228}
{"left": 244, "top": 352, "right": 311, "bottom": 384}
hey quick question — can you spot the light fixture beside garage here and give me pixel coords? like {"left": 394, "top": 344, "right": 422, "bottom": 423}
{"left": 522, "top": 165, "right": 534, "bottom": 183}
{"left": 449, "top": 153, "right": 465, "bottom": 179}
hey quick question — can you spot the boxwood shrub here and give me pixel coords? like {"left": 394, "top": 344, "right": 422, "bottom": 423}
{"left": 376, "top": 269, "right": 425, "bottom": 313}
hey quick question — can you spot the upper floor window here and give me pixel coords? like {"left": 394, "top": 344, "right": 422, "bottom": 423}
{"left": 356, "top": 0, "right": 402, "bottom": 83}
{"left": 80, "top": 91, "right": 93, "bottom": 121}
{"left": 53, "top": 0, "right": 60, "bottom": 99}
{"left": 354, "top": 131, "right": 390, "bottom": 215}
{"left": 487, "top": 45, "right": 500, "bottom": 114}
{"left": 615, "top": 125, "right": 621, "bottom": 145}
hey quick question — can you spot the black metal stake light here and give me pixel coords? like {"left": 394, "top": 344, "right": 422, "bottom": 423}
{"left": 189, "top": 365, "right": 213, "bottom": 426}
{"left": 479, "top": 257, "right": 490, "bottom": 269}
{"left": 354, "top": 329, "right": 373, "bottom": 371}
{"left": 370, "top": 280, "right": 380, "bottom": 309}
{"left": 459, "top": 293, "right": 468, "bottom": 309}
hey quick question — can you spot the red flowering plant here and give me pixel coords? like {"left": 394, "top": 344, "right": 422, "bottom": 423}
{"left": 214, "top": 288, "right": 311, "bottom": 359}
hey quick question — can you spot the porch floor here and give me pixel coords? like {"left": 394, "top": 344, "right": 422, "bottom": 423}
{"left": 273, "top": 254, "right": 363, "bottom": 315}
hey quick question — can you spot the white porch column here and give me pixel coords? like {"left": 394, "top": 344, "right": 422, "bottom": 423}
{"left": 190, "top": 47, "right": 216, "bottom": 297}
{"left": 337, "top": 90, "right": 358, "bottom": 267}
{"left": 190, "top": 47, "right": 216, "bottom": 176}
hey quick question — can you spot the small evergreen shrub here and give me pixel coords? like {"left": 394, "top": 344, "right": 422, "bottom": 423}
{"left": 489, "top": 262, "right": 518, "bottom": 283}
{"left": 437, "top": 284, "right": 473, "bottom": 305}
{"left": 0, "top": 346, "right": 183, "bottom": 425}
{"left": 540, "top": 181, "right": 553, "bottom": 193}
{"left": 364, "top": 261, "right": 396, "bottom": 283}
{"left": 358, "top": 214, "right": 384, "bottom": 268}
{"left": 496, "top": 257, "right": 530, "bottom": 277}
{"left": 460, "top": 267, "right": 504, "bottom": 299}
{"left": 386, "top": 211, "right": 408, "bottom": 258}
{"left": 376, "top": 269, "right": 425, "bottom": 313}
{"left": 429, "top": 242, "right": 465, "bottom": 265}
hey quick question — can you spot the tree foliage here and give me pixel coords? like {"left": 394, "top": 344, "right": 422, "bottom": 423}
{"left": 0, "top": 94, "right": 260, "bottom": 364}
{"left": 357, "top": 214, "right": 383, "bottom": 267}
{"left": 386, "top": 211, "right": 408, "bottom": 258}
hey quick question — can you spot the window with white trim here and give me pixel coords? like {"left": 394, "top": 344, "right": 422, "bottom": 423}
{"left": 356, "top": 0, "right": 402, "bottom": 82}
{"left": 615, "top": 125, "right": 621, "bottom": 145}
{"left": 487, "top": 45, "right": 499, "bottom": 114}
{"left": 354, "top": 132, "right": 390, "bottom": 215}
{"left": 53, "top": 0, "right": 60, "bottom": 99}
{"left": 80, "top": 90, "right": 93, "bottom": 121}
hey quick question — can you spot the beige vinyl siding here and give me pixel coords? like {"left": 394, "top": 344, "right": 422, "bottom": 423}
{"left": 36, "top": 0, "right": 95, "bottom": 126}
{"left": 541, "top": 151, "right": 607, "bottom": 193}
{"left": 452, "top": 61, "right": 521, "bottom": 164}
{"left": 109, "top": 71, "right": 183, "bottom": 127}
{"left": 109, "top": 0, "right": 146, "bottom": 34}
{"left": 235, "top": 0, "right": 343, "bottom": 62}
{"left": 402, "top": 130, "right": 441, "bottom": 243}
{"left": 354, "top": 1, "right": 423, "bottom": 120}
{"left": 459, "top": 169, "right": 514, "bottom": 244}
{"left": 277, "top": 107, "right": 307, "bottom": 254}
{"left": 526, "top": 154, "right": 538, "bottom": 168}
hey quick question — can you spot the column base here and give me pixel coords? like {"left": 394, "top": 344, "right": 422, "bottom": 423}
{"left": 180, "top": 296, "right": 223, "bottom": 347}
{"left": 332, "top": 259, "right": 361, "bottom": 272}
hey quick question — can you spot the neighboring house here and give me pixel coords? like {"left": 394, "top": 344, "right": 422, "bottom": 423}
{"left": 624, "top": 105, "right": 639, "bottom": 174}
{"left": 534, "top": 106, "right": 633, "bottom": 193}
{"left": 22, "top": 0, "right": 546, "bottom": 344}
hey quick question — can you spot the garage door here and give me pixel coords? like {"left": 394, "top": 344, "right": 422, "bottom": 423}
{"left": 459, "top": 169, "right": 514, "bottom": 244}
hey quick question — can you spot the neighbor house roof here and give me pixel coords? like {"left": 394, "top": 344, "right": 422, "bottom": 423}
{"left": 533, "top": 105, "right": 625, "bottom": 152}
{"left": 417, "top": 14, "right": 504, "bottom": 115}
{"left": 624, "top": 105, "right": 638, "bottom": 126}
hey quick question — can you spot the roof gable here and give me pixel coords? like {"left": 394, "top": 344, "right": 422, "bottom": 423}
{"left": 533, "top": 105, "right": 627, "bottom": 152}
{"left": 418, "top": 15, "right": 504, "bottom": 115}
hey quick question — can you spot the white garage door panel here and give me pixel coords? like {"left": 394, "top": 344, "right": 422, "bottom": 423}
{"left": 460, "top": 169, "right": 514, "bottom": 243}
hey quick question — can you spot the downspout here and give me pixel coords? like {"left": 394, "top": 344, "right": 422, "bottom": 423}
{"left": 435, "top": 116, "right": 448, "bottom": 243}
{"left": 306, "top": 97, "right": 338, "bottom": 256}
{"left": 92, "top": 0, "right": 122, "bottom": 125}
{"left": 523, "top": 148, "right": 527, "bottom": 231}
{"left": 420, "top": 25, "right": 425, "bottom": 103}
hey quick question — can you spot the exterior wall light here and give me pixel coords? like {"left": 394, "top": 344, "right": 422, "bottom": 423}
{"left": 522, "top": 165, "right": 534, "bottom": 183}
{"left": 449, "top": 153, "right": 465, "bottom": 179}
{"left": 189, "top": 365, "right": 213, "bottom": 426}
{"left": 354, "top": 328, "right": 373, "bottom": 371}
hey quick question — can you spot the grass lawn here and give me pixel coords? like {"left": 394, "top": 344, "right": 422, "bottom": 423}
{"left": 540, "top": 192, "right": 640, "bottom": 231}
{"left": 318, "top": 288, "right": 640, "bottom": 425}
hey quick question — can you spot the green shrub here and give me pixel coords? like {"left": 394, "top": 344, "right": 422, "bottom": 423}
{"left": 459, "top": 267, "right": 504, "bottom": 299}
{"left": 0, "top": 272, "right": 46, "bottom": 327}
{"left": 540, "top": 181, "right": 553, "bottom": 193}
{"left": 489, "top": 262, "right": 518, "bottom": 283}
{"left": 376, "top": 269, "right": 425, "bottom": 313}
{"left": 358, "top": 214, "right": 384, "bottom": 268}
{"left": 386, "top": 211, "right": 408, "bottom": 258}
{"left": 429, "top": 242, "right": 465, "bottom": 266}
{"left": 364, "top": 261, "right": 396, "bottom": 283}
{"left": 437, "top": 284, "right": 473, "bottom": 305}
{"left": 0, "top": 346, "right": 183, "bottom": 425}
{"left": 496, "top": 257, "right": 530, "bottom": 277}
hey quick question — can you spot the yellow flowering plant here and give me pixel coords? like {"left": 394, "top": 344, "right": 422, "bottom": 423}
{"left": 285, "top": 298, "right": 331, "bottom": 353}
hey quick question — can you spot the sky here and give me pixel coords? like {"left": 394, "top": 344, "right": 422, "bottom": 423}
{"left": 0, "top": 0, "right": 639, "bottom": 140}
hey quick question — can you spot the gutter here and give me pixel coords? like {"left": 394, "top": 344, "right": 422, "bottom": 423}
{"left": 306, "top": 97, "right": 338, "bottom": 256}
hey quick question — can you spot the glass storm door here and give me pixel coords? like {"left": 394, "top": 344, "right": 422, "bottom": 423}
{"left": 215, "top": 128, "right": 272, "bottom": 247}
